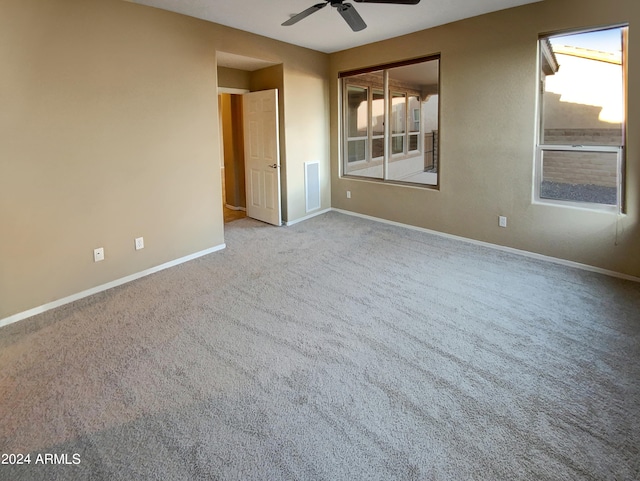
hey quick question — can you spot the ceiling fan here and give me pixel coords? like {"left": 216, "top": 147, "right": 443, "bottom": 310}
{"left": 282, "top": 0, "right": 421, "bottom": 32}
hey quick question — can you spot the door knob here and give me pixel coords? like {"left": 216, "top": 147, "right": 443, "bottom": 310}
{"left": 268, "top": 164, "right": 278, "bottom": 169}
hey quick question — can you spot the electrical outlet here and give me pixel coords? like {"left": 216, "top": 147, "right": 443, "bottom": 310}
{"left": 94, "top": 247, "right": 104, "bottom": 262}
{"left": 499, "top": 216, "right": 507, "bottom": 228}
{"left": 346, "top": 190, "right": 351, "bottom": 199}
{"left": 135, "top": 237, "right": 144, "bottom": 250}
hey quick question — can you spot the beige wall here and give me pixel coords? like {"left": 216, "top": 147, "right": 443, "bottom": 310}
{"left": 218, "top": 67, "right": 251, "bottom": 90}
{"left": 281, "top": 64, "right": 332, "bottom": 221}
{"left": 4, "top": 0, "right": 635, "bottom": 322}
{"left": 0, "top": 0, "right": 330, "bottom": 320}
{"left": 212, "top": 25, "right": 330, "bottom": 225}
{"left": 329, "top": 0, "right": 640, "bottom": 277}
{"left": 219, "top": 60, "right": 330, "bottom": 223}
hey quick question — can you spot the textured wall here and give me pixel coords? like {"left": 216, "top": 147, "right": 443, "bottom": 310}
{"left": 329, "top": 0, "right": 639, "bottom": 277}
{"left": 218, "top": 67, "right": 251, "bottom": 90}
{"left": 0, "top": 0, "right": 330, "bottom": 320}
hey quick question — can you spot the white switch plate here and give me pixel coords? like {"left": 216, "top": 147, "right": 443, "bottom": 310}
{"left": 94, "top": 247, "right": 104, "bottom": 262}
{"left": 135, "top": 237, "right": 144, "bottom": 250}
{"left": 499, "top": 216, "right": 507, "bottom": 228}
{"left": 346, "top": 190, "right": 351, "bottom": 199}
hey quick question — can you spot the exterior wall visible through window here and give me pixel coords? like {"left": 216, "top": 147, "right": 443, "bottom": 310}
{"left": 536, "top": 26, "right": 627, "bottom": 211}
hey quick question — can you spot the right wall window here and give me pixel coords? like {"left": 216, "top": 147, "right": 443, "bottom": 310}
{"left": 537, "top": 26, "right": 627, "bottom": 212}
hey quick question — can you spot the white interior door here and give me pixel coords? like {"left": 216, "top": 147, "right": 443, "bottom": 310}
{"left": 242, "top": 89, "right": 281, "bottom": 226}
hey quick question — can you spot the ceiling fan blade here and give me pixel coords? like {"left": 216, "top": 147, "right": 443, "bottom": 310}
{"left": 282, "top": 2, "right": 328, "bottom": 26}
{"left": 353, "top": 0, "right": 420, "bottom": 4}
{"left": 337, "top": 3, "right": 367, "bottom": 32}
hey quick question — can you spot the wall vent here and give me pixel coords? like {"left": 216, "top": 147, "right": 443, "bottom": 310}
{"left": 305, "top": 161, "right": 321, "bottom": 212}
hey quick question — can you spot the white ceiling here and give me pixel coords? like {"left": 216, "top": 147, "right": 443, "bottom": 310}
{"left": 125, "top": 0, "right": 542, "bottom": 54}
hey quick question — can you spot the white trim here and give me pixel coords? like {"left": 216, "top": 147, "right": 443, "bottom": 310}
{"left": 538, "top": 145, "right": 622, "bottom": 153}
{"left": 225, "top": 204, "right": 246, "bottom": 211}
{"left": 332, "top": 208, "right": 640, "bottom": 283}
{"left": 284, "top": 208, "right": 332, "bottom": 226}
{"left": 5, "top": 210, "right": 637, "bottom": 328}
{"left": 0, "top": 244, "right": 226, "bottom": 329}
{"left": 531, "top": 198, "right": 619, "bottom": 214}
{"left": 534, "top": 145, "right": 622, "bottom": 214}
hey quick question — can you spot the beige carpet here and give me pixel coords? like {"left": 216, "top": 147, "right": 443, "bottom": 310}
{"left": 1, "top": 211, "right": 639, "bottom": 480}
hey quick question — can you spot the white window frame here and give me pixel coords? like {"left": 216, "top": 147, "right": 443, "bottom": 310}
{"left": 408, "top": 98, "right": 421, "bottom": 153}
{"left": 343, "top": 83, "right": 420, "bottom": 165}
{"left": 534, "top": 145, "right": 623, "bottom": 212}
{"left": 371, "top": 89, "right": 385, "bottom": 162}
{"left": 390, "top": 91, "right": 407, "bottom": 158}
{"left": 344, "top": 84, "right": 369, "bottom": 165}
{"left": 534, "top": 26, "right": 627, "bottom": 213}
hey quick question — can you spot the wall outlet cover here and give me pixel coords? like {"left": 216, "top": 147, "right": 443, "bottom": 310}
{"left": 94, "top": 247, "right": 105, "bottom": 262}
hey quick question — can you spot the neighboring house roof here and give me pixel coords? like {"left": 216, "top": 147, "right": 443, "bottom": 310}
{"left": 541, "top": 38, "right": 560, "bottom": 75}
{"left": 552, "top": 45, "right": 622, "bottom": 65}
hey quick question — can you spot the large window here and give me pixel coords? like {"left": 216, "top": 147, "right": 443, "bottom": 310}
{"left": 341, "top": 56, "right": 440, "bottom": 187}
{"left": 536, "top": 26, "right": 627, "bottom": 211}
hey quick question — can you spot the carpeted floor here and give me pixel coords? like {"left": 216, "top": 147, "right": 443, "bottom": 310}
{"left": 1, "top": 211, "right": 639, "bottom": 480}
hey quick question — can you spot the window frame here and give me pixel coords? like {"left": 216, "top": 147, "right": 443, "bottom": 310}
{"left": 407, "top": 95, "right": 421, "bottom": 154}
{"left": 534, "top": 145, "right": 624, "bottom": 210}
{"left": 534, "top": 25, "right": 628, "bottom": 213}
{"left": 371, "top": 88, "right": 385, "bottom": 162}
{"left": 339, "top": 55, "right": 440, "bottom": 188}
{"left": 390, "top": 91, "right": 407, "bottom": 157}
{"left": 344, "top": 85, "right": 369, "bottom": 165}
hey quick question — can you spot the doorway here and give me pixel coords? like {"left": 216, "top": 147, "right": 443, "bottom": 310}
{"left": 217, "top": 52, "right": 284, "bottom": 226}
{"left": 219, "top": 88, "right": 283, "bottom": 226}
{"left": 219, "top": 91, "right": 247, "bottom": 224}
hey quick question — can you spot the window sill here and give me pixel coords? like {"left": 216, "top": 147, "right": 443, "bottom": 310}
{"left": 532, "top": 197, "right": 621, "bottom": 214}
{"left": 341, "top": 174, "right": 439, "bottom": 190}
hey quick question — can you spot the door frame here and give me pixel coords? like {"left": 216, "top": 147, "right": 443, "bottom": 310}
{"left": 218, "top": 88, "right": 250, "bottom": 221}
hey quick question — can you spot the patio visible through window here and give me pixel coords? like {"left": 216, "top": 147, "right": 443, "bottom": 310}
{"left": 341, "top": 56, "right": 440, "bottom": 187}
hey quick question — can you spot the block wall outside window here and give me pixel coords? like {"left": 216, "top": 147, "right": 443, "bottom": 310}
{"left": 536, "top": 26, "right": 627, "bottom": 211}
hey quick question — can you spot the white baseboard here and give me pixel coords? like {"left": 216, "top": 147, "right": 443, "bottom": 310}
{"left": 4, "top": 209, "right": 636, "bottom": 329}
{"left": 332, "top": 208, "right": 640, "bottom": 283}
{"left": 225, "top": 204, "right": 246, "bottom": 211}
{"left": 0, "top": 243, "right": 226, "bottom": 329}
{"left": 284, "top": 208, "right": 332, "bottom": 226}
